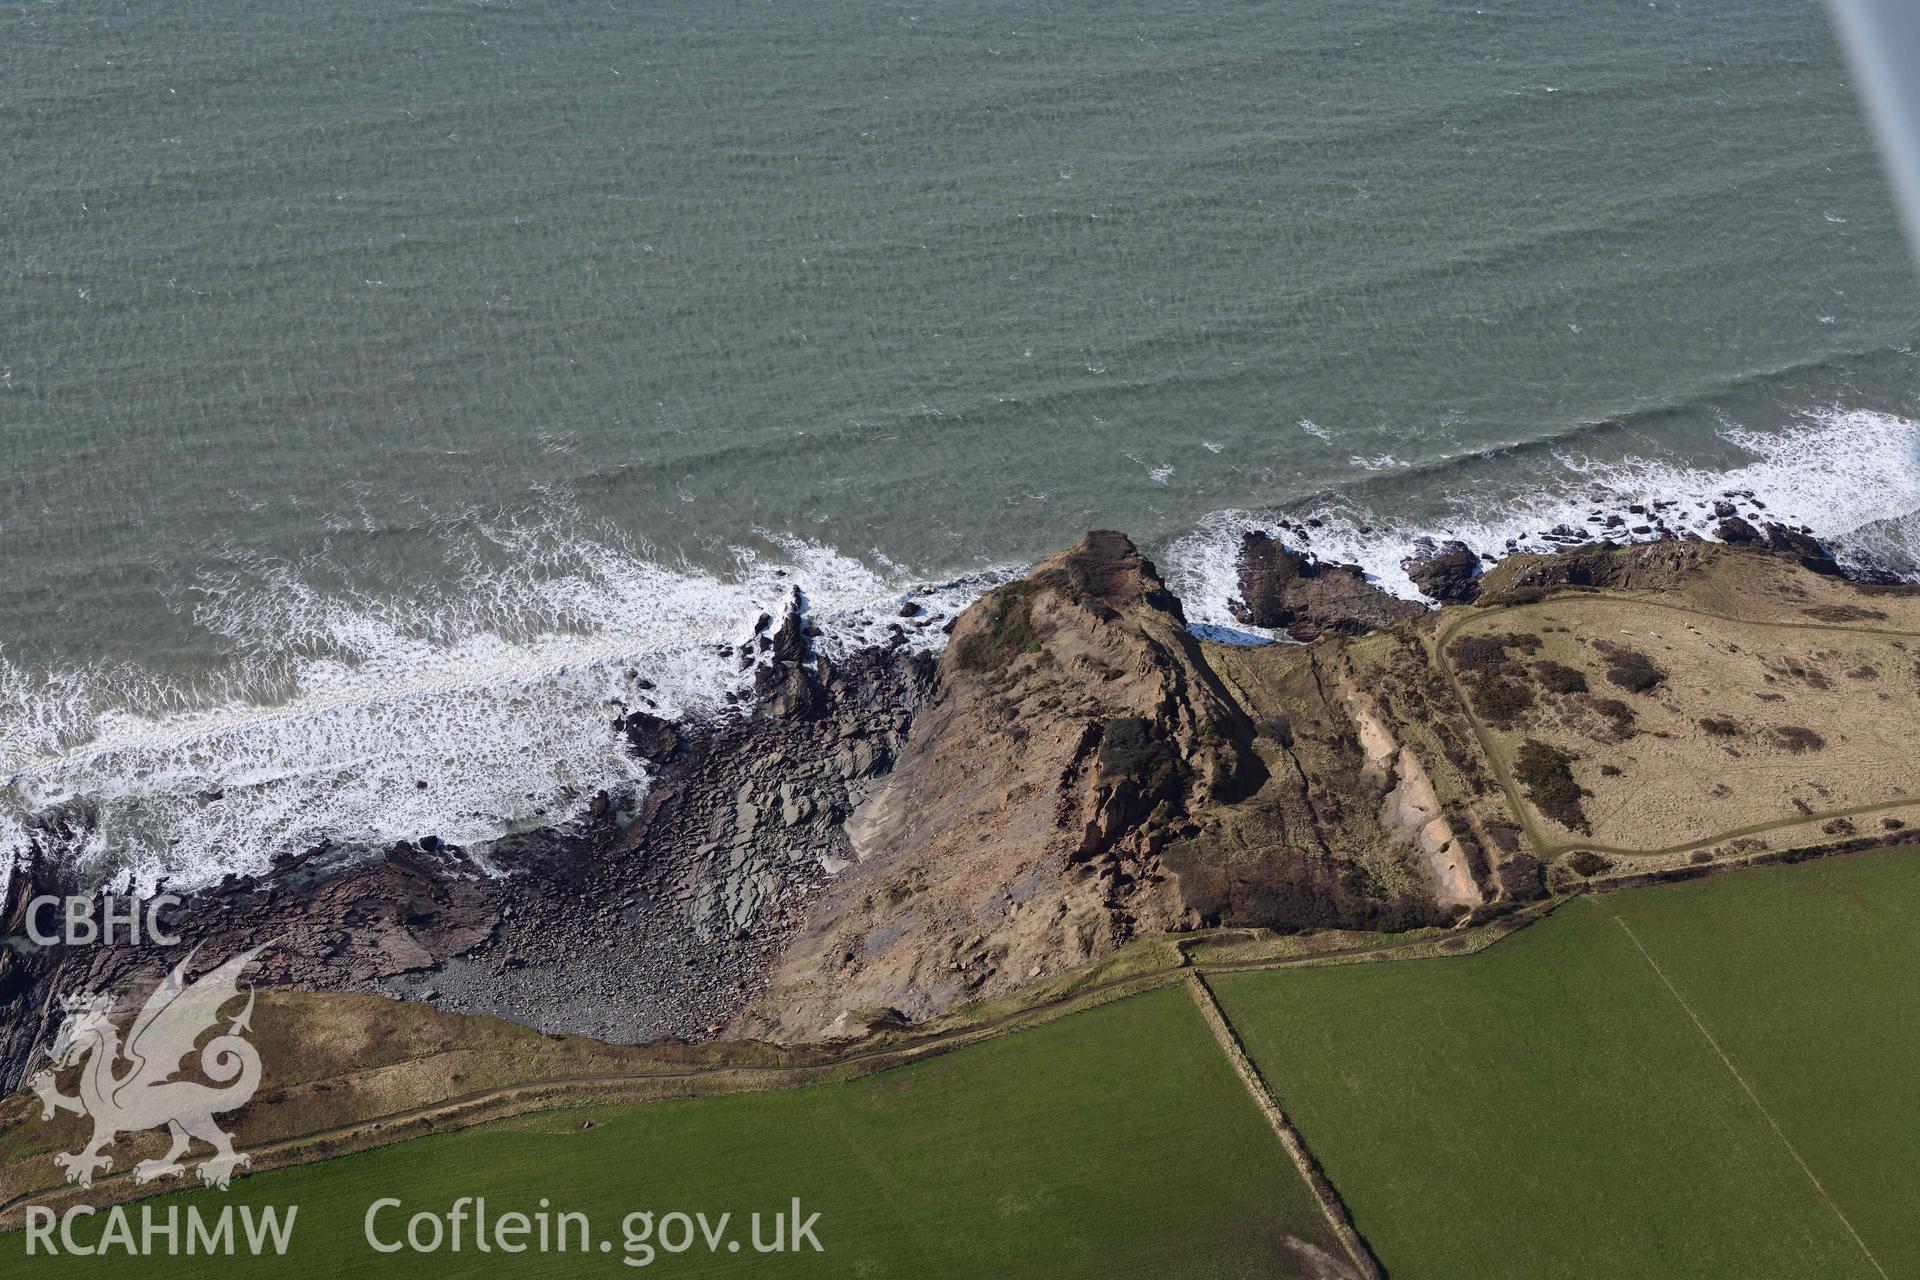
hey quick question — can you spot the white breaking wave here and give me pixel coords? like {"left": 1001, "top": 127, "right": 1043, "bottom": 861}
{"left": 1166, "top": 406, "right": 1920, "bottom": 634}
{"left": 0, "top": 501, "right": 994, "bottom": 893}
{"left": 6, "top": 406, "right": 1915, "bottom": 890}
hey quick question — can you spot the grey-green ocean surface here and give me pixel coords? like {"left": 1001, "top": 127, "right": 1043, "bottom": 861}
{"left": 2, "top": 0, "right": 1917, "bottom": 881}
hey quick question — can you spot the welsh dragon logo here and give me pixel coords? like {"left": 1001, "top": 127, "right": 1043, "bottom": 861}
{"left": 30, "top": 945, "right": 267, "bottom": 1190}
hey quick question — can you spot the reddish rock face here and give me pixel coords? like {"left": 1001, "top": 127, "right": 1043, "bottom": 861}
{"left": 1229, "top": 530, "right": 1424, "bottom": 640}
{"left": 738, "top": 530, "right": 1267, "bottom": 1042}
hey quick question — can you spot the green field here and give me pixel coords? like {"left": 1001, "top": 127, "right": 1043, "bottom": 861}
{"left": 1213, "top": 848, "right": 1920, "bottom": 1279}
{"left": 3, "top": 985, "right": 1341, "bottom": 1278}
{"left": 12, "top": 850, "right": 1918, "bottom": 1279}
{"left": 1603, "top": 848, "right": 1920, "bottom": 1278}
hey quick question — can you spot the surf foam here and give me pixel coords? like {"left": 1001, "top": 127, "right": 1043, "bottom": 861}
{"left": 1165, "top": 406, "right": 1920, "bottom": 633}
{"left": 7, "top": 406, "right": 1913, "bottom": 891}
{"left": 0, "top": 500, "right": 999, "bottom": 893}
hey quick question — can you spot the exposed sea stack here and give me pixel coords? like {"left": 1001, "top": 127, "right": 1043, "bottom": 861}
{"left": 738, "top": 531, "right": 1267, "bottom": 1041}
{"left": 1403, "top": 538, "right": 1482, "bottom": 604}
{"left": 1228, "top": 530, "right": 1424, "bottom": 640}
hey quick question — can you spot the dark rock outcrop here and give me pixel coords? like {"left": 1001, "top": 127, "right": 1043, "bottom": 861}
{"left": 754, "top": 587, "right": 824, "bottom": 719}
{"left": 1477, "top": 539, "right": 1727, "bottom": 598}
{"left": 617, "top": 711, "right": 681, "bottom": 761}
{"left": 1760, "top": 522, "right": 1842, "bottom": 576}
{"left": 1229, "top": 531, "right": 1423, "bottom": 640}
{"left": 1403, "top": 539, "right": 1482, "bottom": 604}
{"left": 1716, "top": 513, "right": 1839, "bottom": 574}
{"left": 1477, "top": 526, "right": 1854, "bottom": 604}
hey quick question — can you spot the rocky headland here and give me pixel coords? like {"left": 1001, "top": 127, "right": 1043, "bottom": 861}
{"left": 2, "top": 516, "right": 1914, "bottom": 1089}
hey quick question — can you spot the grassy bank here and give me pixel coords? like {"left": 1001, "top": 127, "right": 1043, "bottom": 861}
{"left": 3, "top": 985, "right": 1342, "bottom": 1278}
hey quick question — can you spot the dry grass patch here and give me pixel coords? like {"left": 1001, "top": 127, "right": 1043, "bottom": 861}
{"left": 1446, "top": 596, "right": 1920, "bottom": 852}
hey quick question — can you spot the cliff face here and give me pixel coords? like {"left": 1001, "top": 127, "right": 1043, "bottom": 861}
{"left": 23, "top": 533, "right": 1899, "bottom": 1072}
{"left": 738, "top": 532, "right": 1267, "bottom": 1040}
{"left": 742, "top": 534, "right": 1920, "bottom": 1045}
{"left": 7, "top": 523, "right": 1912, "bottom": 1095}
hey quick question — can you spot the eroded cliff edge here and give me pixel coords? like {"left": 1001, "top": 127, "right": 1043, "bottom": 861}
{"left": 6, "top": 524, "right": 1918, "bottom": 1083}
{"left": 738, "top": 531, "right": 1485, "bottom": 1040}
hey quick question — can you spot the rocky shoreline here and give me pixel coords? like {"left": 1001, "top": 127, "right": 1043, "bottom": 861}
{"left": 0, "top": 596, "right": 934, "bottom": 1089}
{"left": 0, "top": 509, "right": 1905, "bottom": 1089}
{"left": 1229, "top": 485, "right": 1892, "bottom": 639}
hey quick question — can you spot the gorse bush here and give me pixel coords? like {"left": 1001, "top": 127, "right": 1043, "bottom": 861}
{"left": 1452, "top": 631, "right": 1550, "bottom": 731}
{"left": 1565, "top": 850, "right": 1613, "bottom": 878}
{"left": 1471, "top": 678, "right": 1535, "bottom": 728}
{"left": 1449, "top": 632, "right": 1541, "bottom": 673}
{"left": 1449, "top": 635, "right": 1509, "bottom": 671}
{"left": 1587, "top": 696, "right": 1637, "bottom": 740}
{"left": 1768, "top": 725, "right": 1826, "bottom": 754}
{"left": 1099, "top": 715, "right": 1175, "bottom": 781}
{"left": 1594, "top": 641, "right": 1665, "bottom": 694}
{"left": 1515, "top": 739, "right": 1590, "bottom": 833}
{"left": 1534, "top": 661, "right": 1589, "bottom": 695}
{"left": 953, "top": 581, "right": 1043, "bottom": 672}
